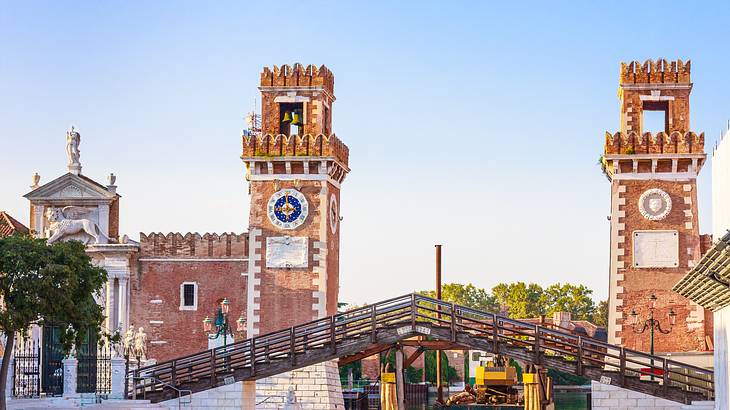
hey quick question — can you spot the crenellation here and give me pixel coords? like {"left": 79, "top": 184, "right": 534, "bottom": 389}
{"left": 260, "top": 64, "right": 334, "bottom": 95}
{"left": 620, "top": 59, "right": 690, "bottom": 85}
{"left": 604, "top": 131, "right": 704, "bottom": 155}
{"left": 242, "top": 133, "right": 349, "bottom": 166}
{"left": 139, "top": 232, "right": 249, "bottom": 258}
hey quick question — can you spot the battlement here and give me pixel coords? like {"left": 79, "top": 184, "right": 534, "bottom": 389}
{"left": 620, "top": 59, "right": 691, "bottom": 85}
{"left": 139, "top": 232, "right": 248, "bottom": 258}
{"left": 604, "top": 131, "right": 704, "bottom": 155}
{"left": 241, "top": 133, "right": 349, "bottom": 166}
{"left": 260, "top": 64, "right": 334, "bottom": 95}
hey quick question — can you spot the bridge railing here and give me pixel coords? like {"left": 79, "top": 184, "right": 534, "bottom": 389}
{"left": 129, "top": 293, "right": 714, "bottom": 402}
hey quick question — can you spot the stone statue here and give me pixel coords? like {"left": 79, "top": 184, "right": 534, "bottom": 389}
{"left": 66, "top": 126, "right": 81, "bottom": 174}
{"left": 45, "top": 206, "right": 108, "bottom": 245}
{"left": 134, "top": 327, "right": 148, "bottom": 361}
{"left": 123, "top": 326, "right": 136, "bottom": 357}
{"left": 284, "top": 386, "right": 302, "bottom": 410}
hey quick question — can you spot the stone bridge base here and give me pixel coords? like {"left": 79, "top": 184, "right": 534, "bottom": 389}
{"left": 591, "top": 381, "right": 714, "bottom": 410}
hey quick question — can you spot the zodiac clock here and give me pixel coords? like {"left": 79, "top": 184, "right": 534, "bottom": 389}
{"left": 267, "top": 189, "right": 309, "bottom": 229}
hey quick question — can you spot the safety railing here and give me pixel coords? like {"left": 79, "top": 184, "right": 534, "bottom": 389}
{"left": 129, "top": 293, "right": 714, "bottom": 402}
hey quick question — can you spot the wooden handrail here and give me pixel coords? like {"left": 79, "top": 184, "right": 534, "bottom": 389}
{"left": 130, "top": 292, "right": 714, "bottom": 403}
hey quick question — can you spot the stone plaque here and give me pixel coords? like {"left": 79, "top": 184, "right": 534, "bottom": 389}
{"left": 633, "top": 230, "right": 679, "bottom": 268}
{"left": 266, "top": 236, "right": 308, "bottom": 268}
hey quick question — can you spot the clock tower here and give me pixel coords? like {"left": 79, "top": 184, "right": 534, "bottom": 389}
{"left": 242, "top": 63, "right": 349, "bottom": 338}
{"left": 602, "top": 59, "right": 712, "bottom": 363}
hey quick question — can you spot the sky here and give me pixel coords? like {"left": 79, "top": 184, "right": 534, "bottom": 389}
{"left": 2, "top": 1, "right": 729, "bottom": 307}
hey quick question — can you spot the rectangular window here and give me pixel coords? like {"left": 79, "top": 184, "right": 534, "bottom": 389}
{"left": 180, "top": 282, "right": 197, "bottom": 311}
{"left": 642, "top": 101, "right": 669, "bottom": 133}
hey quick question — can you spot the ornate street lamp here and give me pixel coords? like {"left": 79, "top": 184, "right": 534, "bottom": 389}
{"left": 236, "top": 313, "right": 247, "bottom": 336}
{"left": 629, "top": 294, "right": 676, "bottom": 380}
{"left": 202, "top": 298, "right": 235, "bottom": 348}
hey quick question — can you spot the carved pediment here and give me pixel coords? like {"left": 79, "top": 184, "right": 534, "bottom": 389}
{"left": 24, "top": 173, "right": 116, "bottom": 202}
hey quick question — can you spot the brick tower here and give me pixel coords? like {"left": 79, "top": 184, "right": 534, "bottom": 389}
{"left": 602, "top": 59, "right": 712, "bottom": 362}
{"left": 240, "top": 64, "right": 348, "bottom": 408}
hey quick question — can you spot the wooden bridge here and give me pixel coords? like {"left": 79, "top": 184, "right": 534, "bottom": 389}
{"left": 129, "top": 293, "right": 714, "bottom": 404}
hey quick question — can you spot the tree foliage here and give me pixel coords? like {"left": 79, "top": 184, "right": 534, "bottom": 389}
{"left": 0, "top": 235, "right": 107, "bottom": 409}
{"left": 593, "top": 300, "right": 609, "bottom": 328}
{"left": 420, "top": 283, "right": 499, "bottom": 313}
{"left": 421, "top": 281, "right": 600, "bottom": 322}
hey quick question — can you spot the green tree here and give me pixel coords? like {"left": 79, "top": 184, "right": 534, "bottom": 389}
{"left": 542, "top": 283, "right": 596, "bottom": 321}
{"left": 0, "top": 235, "right": 107, "bottom": 409}
{"left": 424, "top": 350, "right": 459, "bottom": 384}
{"left": 592, "top": 300, "right": 609, "bottom": 327}
{"left": 420, "top": 283, "right": 498, "bottom": 313}
{"left": 491, "top": 282, "right": 545, "bottom": 318}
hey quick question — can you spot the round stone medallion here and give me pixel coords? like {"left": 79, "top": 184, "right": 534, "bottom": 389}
{"left": 638, "top": 188, "right": 672, "bottom": 221}
{"left": 329, "top": 194, "right": 339, "bottom": 234}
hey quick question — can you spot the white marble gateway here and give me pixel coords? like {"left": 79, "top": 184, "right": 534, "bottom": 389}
{"left": 633, "top": 230, "right": 679, "bottom": 268}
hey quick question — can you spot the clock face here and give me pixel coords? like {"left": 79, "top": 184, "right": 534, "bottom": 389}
{"left": 267, "top": 189, "right": 308, "bottom": 229}
{"left": 329, "top": 194, "right": 338, "bottom": 234}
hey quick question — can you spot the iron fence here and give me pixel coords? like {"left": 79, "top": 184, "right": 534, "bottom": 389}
{"left": 13, "top": 338, "right": 40, "bottom": 398}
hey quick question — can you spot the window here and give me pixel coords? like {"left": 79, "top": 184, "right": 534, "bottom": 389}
{"left": 180, "top": 282, "right": 198, "bottom": 311}
{"left": 642, "top": 101, "right": 669, "bottom": 133}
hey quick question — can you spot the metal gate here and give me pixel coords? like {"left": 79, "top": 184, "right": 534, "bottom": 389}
{"left": 41, "top": 325, "right": 64, "bottom": 396}
{"left": 13, "top": 338, "right": 40, "bottom": 397}
{"left": 76, "top": 331, "right": 98, "bottom": 394}
{"left": 78, "top": 342, "right": 112, "bottom": 397}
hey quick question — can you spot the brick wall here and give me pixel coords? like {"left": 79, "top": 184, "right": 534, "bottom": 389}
{"left": 130, "top": 232, "right": 248, "bottom": 362}
{"left": 611, "top": 179, "right": 709, "bottom": 352}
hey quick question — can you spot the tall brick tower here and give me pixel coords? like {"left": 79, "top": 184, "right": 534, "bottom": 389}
{"left": 602, "top": 59, "right": 712, "bottom": 363}
{"left": 241, "top": 63, "right": 349, "bottom": 338}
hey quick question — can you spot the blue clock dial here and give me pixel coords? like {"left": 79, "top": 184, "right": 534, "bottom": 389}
{"left": 267, "top": 189, "right": 309, "bottom": 230}
{"left": 273, "top": 193, "right": 302, "bottom": 223}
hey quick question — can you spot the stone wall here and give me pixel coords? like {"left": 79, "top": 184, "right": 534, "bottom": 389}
{"left": 255, "top": 361, "right": 344, "bottom": 409}
{"left": 591, "top": 381, "right": 683, "bottom": 409}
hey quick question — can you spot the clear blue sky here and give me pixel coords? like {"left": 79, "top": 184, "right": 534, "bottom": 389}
{"left": 2, "top": 2, "right": 729, "bottom": 306}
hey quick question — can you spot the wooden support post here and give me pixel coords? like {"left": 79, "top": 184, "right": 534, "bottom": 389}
{"left": 395, "top": 347, "right": 405, "bottom": 410}
{"left": 331, "top": 315, "right": 337, "bottom": 353}
{"left": 662, "top": 358, "right": 669, "bottom": 395}
{"left": 576, "top": 336, "right": 583, "bottom": 376}
{"left": 411, "top": 293, "right": 416, "bottom": 331}
{"left": 619, "top": 347, "right": 626, "bottom": 387}
{"left": 371, "top": 305, "right": 377, "bottom": 343}
{"left": 210, "top": 349, "right": 217, "bottom": 388}
{"left": 250, "top": 338, "right": 256, "bottom": 377}
{"left": 171, "top": 360, "right": 177, "bottom": 386}
{"left": 533, "top": 324, "right": 541, "bottom": 364}
{"left": 450, "top": 303, "right": 457, "bottom": 342}
{"left": 290, "top": 327, "right": 296, "bottom": 366}
{"left": 492, "top": 315, "right": 499, "bottom": 354}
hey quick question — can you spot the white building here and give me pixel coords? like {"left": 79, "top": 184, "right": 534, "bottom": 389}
{"left": 674, "top": 125, "right": 730, "bottom": 410}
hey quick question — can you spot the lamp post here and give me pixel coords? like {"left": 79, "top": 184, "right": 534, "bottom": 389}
{"left": 202, "top": 298, "right": 235, "bottom": 347}
{"left": 628, "top": 294, "right": 676, "bottom": 380}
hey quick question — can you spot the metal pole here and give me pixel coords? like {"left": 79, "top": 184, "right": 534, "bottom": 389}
{"left": 649, "top": 314, "right": 655, "bottom": 381}
{"left": 435, "top": 244, "right": 443, "bottom": 404}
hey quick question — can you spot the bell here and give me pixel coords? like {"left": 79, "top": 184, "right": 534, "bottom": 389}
{"left": 291, "top": 112, "right": 302, "bottom": 126}
{"left": 282, "top": 111, "right": 292, "bottom": 123}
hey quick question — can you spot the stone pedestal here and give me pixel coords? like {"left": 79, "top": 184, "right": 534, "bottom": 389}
{"left": 256, "top": 360, "right": 344, "bottom": 410}
{"left": 62, "top": 357, "right": 78, "bottom": 398}
{"left": 109, "top": 356, "right": 126, "bottom": 399}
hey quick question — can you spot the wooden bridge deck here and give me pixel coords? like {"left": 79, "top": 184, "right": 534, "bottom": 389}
{"left": 129, "top": 294, "right": 714, "bottom": 404}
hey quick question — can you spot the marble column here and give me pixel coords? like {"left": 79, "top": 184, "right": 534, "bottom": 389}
{"left": 105, "top": 280, "right": 115, "bottom": 333}
{"left": 118, "top": 277, "right": 128, "bottom": 332}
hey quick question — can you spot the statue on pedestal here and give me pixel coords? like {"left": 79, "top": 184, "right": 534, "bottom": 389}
{"left": 66, "top": 126, "right": 82, "bottom": 174}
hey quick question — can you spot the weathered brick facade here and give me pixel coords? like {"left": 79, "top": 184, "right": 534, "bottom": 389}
{"left": 130, "top": 233, "right": 249, "bottom": 361}
{"left": 602, "top": 59, "right": 711, "bottom": 356}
